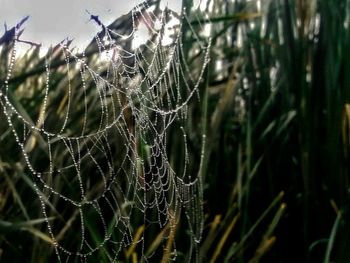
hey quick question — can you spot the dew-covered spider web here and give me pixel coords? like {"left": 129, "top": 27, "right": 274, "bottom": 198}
{"left": 0, "top": 0, "right": 211, "bottom": 261}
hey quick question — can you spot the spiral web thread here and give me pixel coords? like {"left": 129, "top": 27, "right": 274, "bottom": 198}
{"left": 0, "top": 0, "right": 211, "bottom": 261}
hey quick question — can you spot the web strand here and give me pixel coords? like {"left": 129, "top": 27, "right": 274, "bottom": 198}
{"left": 0, "top": 1, "right": 211, "bottom": 261}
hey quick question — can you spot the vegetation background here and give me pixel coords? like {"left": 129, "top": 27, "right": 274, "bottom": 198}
{"left": 0, "top": 0, "right": 350, "bottom": 262}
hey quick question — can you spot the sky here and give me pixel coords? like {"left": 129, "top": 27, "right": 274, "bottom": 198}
{"left": 0, "top": 0, "right": 155, "bottom": 51}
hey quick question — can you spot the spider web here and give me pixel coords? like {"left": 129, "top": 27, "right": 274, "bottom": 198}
{"left": 0, "top": 0, "right": 211, "bottom": 261}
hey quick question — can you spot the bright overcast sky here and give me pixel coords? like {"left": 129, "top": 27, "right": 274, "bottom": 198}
{"left": 0, "top": 0, "right": 177, "bottom": 51}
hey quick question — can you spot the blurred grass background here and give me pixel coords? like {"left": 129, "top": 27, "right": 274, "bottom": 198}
{"left": 1, "top": 0, "right": 350, "bottom": 262}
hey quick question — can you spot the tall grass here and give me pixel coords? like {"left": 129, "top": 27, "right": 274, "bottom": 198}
{"left": 198, "top": 0, "right": 350, "bottom": 262}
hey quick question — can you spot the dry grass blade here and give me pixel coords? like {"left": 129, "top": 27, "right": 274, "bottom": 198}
{"left": 248, "top": 203, "right": 286, "bottom": 262}
{"left": 24, "top": 227, "right": 54, "bottom": 244}
{"left": 248, "top": 236, "right": 276, "bottom": 263}
{"left": 210, "top": 213, "right": 240, "bottom": 263}
{"left": 126, "top": 225, "right": 145, "bottom": 259}
{"left": 160, "top": 217, "right": 177, "bottom": 263}
{"left": 199, "top": 214, "right": 222, "bottom": 260}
